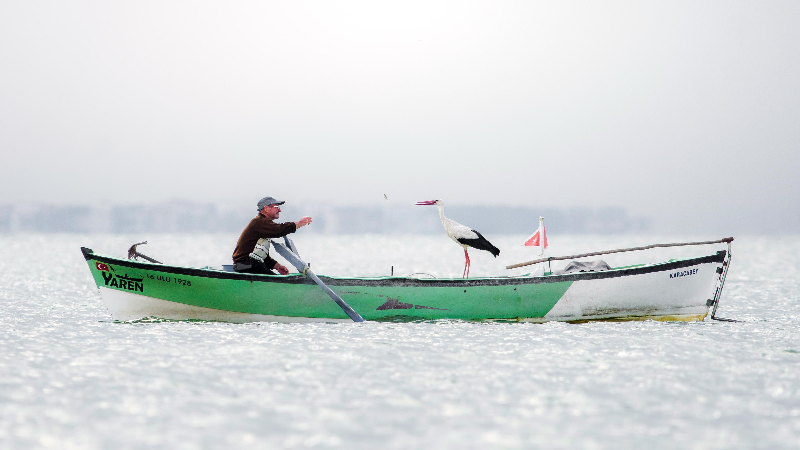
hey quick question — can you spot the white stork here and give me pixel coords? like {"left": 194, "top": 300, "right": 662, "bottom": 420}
{"left": 416, "top": 200, "right": 500, "bottom": 278}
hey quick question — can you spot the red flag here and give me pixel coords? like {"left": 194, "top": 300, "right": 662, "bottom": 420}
{"left": 96, "top": 262, "right": 109, "bottom": 272}
{"left": 523, "top": 230, "right": 541, "bottom": 247}
{"left": 523, "top": 217, "right": 548, "bottom": 249}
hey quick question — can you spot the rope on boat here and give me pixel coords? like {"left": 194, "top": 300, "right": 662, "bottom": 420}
{"left": 407, "top": 273, "right": 437, "bottom": 279}
{"left": 506, "top": 237, "right": 734, "bottom": 270}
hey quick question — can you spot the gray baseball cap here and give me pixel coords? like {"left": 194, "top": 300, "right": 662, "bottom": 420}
{"left": 257, "top": 196, "right": 285, "bottom": 211}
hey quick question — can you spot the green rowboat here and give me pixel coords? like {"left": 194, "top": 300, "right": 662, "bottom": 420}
{"left": 80, "top": 241, "right": 732, "bottom": 323}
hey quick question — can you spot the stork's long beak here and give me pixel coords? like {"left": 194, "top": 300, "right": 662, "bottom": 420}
{"left": 416, "top": 200, "right": 436, "bottom": 206}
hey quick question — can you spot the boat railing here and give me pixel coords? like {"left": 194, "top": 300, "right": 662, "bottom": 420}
{"left": 506, "top": 237, "right": 734, "bottom": 269}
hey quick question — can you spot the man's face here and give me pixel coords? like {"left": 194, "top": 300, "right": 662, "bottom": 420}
{"left": 261, "top": 204, "right": 281, "bottom": 220}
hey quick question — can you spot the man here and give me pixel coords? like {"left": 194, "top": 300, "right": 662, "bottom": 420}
{"left": 232, "top": 196, "right": 313, "bottom": 274}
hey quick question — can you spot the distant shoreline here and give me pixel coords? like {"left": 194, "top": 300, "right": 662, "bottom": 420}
{"left": 0, "top": 202, "right": 649, "bottom": 235}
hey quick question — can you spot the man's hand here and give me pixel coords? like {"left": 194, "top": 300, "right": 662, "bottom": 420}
{"left": 296, "top": 216, "right": 313, "bottom": 228}
{"left": 273, "top": 262, "right": 289, "bottom": 275}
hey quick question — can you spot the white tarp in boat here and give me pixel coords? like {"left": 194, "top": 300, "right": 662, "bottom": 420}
{"left": 554, "top": 260, "right": 612, "bottom": 275}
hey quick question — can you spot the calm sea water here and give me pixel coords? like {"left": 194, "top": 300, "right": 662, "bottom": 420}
{"left": 1, "top": 234, "right": 798, "bottom": 449}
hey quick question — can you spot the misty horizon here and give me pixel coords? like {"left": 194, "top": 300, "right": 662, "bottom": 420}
{"left": 0, "top": 200, "right": 653, "bottom": 236}
{"left": 1, "top": 2, "right": 798, "bottom": 235}
{"left": 0, "top": 196, "right": 794, "bottom": 235}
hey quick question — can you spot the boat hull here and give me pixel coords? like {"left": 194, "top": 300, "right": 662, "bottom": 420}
{"left": 81, "top": 247, "right": 727, "bottom": 323}
{"left": 98, "top": 287, "right": 352, "bottom": 323}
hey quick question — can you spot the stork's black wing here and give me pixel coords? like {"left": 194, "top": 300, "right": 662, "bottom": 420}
{"left": 457, "top": 230, "right": 500, "bottom": 257}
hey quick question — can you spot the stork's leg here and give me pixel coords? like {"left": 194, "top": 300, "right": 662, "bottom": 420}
{"left": 463, "top": 248, "right": 471, "bottom": 278}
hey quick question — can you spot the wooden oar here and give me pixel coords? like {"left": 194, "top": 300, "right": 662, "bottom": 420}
{"left": 271, "top": 238, "right": 365, "bottom": 323}
{"left": 507, "top": 237, "right": 734, "bottom": 269}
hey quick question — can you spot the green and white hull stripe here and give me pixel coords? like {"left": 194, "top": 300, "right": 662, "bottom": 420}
{"left": 81, "top": 247, "right": 728, "bottom": 323}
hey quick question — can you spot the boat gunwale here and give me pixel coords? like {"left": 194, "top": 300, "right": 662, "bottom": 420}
{"left": 81, "top": 247, "right": 727, "bottom": 288}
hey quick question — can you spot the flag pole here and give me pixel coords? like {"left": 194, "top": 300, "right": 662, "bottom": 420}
{"left": 538, "top": 216, "right": 545, "bottom": 275}
{"left": 538, "top": 216, "right": 544, "bottom": 257}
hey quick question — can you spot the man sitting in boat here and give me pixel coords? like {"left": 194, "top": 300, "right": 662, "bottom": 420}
{"left": 232, "top": 196, "right": 313, "bottom": 274}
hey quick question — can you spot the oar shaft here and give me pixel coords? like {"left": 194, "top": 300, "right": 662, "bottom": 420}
{"left": 507, "top": 237, "right": 734, "bottom": 270}
{"left": 271, "top": 241, "right": 365, "bottom": 322}
{"left": 305, "top": 270, "right": 364, "bottom": 322}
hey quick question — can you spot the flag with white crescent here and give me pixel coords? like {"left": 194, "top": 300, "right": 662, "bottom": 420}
{"left": 523, "top": 217, "right": 547, "bottom": 249}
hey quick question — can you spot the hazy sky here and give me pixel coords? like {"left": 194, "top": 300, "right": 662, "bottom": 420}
{"left": 1, "top": 1, "right": 798, "bottom": 233}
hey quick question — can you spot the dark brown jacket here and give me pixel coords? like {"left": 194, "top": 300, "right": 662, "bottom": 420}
{"left": 232, "top": 215, "right": 297, "bottom": 267}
